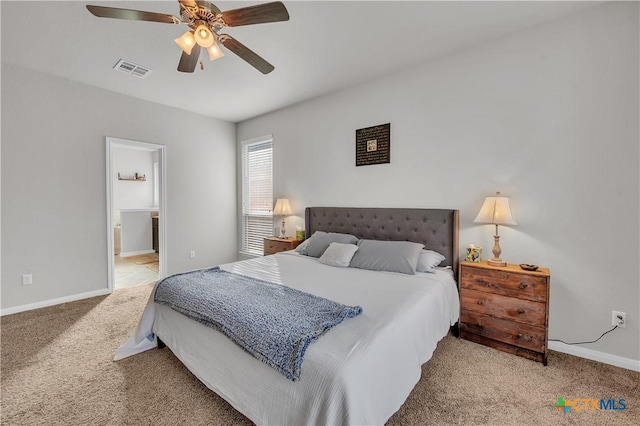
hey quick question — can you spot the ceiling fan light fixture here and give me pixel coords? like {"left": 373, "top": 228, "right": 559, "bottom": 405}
{"left": 175, "top": 31, "right": 196, "bottom": 55}
{"left": 194, "top": 24, "right": 214, "bottom": 48}
{"left": 86, "top": 1, "right": 290, "bottom": 74}
{"left": 207, "top": 41, "right": 225, "bottom": 61}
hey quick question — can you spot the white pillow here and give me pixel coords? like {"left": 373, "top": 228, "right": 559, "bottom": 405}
{"left": 318, "top": 242, "right": 359, "bottom": 268}
{"left": 416, "top": 250, "right": 446, "bottom": 273}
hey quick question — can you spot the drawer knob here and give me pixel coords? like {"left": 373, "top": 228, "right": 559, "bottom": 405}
{"left": 518, "top": 308, "right": 525, "bottom": 314}
{"left": 477, "top": 301, "right": 484, "bottom": 306}
{"left": 516, "top": 333, "right": 523, "bottom": 339}
{"left": 518, "top": 283, "right": 527, "bottom": 290}
{"left": 477, "top": 323, "right": 483, "bottom": 328}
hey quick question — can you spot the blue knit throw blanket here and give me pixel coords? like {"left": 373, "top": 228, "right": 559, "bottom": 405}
{"left": 154, "top": 267, "right": 363, "bottom": 381}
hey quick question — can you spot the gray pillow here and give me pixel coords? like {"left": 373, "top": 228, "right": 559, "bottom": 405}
{"left": 295, "top": 231, "right": 359, "bottom": 258}
{"left": 349, "top": 239, "right": 424, "bottom": 275}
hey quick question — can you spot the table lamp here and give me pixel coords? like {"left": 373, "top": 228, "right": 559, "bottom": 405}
{"left": 273, "top": 198, "right": 293, "bottom": 238}
{"left": 473, "top": 191, "right": 517, "bottom": 266}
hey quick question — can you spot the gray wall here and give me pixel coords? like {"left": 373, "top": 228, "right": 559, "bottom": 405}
{"left": 1, "top": 64, "right": 238, "bottom": 310}
{"left": 119, "top": 211, "right": 154, "bottom": 256}
{"left": 112, "top": 146, "right": 154, "bottom": 210}
{"left": 238, "top": 2, "right": 639, "bottom": 362}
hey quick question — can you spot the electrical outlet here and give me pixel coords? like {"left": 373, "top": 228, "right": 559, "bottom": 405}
{"left": 189, "top": 250, "right": 196, "bottom": 259}
{"left": 22, "top": 273, "right": 32, "bottom": 286}
{"left": 612, "top": 311, "right": 626, "bottom": 328}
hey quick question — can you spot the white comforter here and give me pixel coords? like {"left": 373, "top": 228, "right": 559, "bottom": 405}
{"left": 115, "top": 251, "right": 459, "bottom": 425}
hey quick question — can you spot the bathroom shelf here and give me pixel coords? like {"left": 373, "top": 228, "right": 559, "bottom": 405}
{"left": 118, "top": 172, "right": 146, "bottom": 181}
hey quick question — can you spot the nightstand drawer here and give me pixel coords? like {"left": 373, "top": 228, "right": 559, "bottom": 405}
{"left": 263, "top": 238, "right": 302, "bottom": 255}
{"left": 460, "top": 288, "right": 546, "bottom": 326}
{"left": 460, "top": 310, "right": 545, "bottom": 353}
{"left": 265, "top": 239, "right": 290, "bottom": 253}
{"left": 460, "top": 267, "right": 547, "bottom": 302}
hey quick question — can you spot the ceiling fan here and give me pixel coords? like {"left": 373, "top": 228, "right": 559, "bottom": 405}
{"left": 86, "top": 0, "right": 289, "bottom": 74}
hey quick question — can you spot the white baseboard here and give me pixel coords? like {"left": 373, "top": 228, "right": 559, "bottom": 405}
{"left": 549, "top": 341, "right": 640, "bottom": 372}
{"left": 119, "top": 249, "right": 155, "bottom": 258}
{"left": 0, "top": 288, "right": 112, "bottom": 316}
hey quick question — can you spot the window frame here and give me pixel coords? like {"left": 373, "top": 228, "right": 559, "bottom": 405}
{"left": 240, "top": 135, "right": 274, "bottom": 257}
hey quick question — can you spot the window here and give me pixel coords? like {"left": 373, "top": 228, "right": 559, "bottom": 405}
{"left": 241, "top": 136, "right": 273, "bottom": 255}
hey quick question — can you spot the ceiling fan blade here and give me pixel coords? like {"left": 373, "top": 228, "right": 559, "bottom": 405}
{"left": 221, "top": 1, "right": 289, "bottom": 27}
{"left": 177, "top": 44, "right": 201, "bottom": 73}
{"left": 86, "top": 5, "right": 178, "bottom": 24}
{"left": 220, "top": 35, "right": 274, "bottom": 74}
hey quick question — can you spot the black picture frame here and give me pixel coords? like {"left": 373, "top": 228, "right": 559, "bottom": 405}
{"left": 355, "top": 123, "right": 390, "bottom": 166}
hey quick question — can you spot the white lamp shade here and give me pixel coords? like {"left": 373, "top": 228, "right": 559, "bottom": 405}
{"left": 473, "top": 193, "right": 517, "bottom": 225}
{"left": 273, "top": 198, "right": 293, "bottom": 216}
{"left": 207, "top": 41, "right": 225, "bottom": 61}
{"left": 175, "top": 31, "right": 196, "bottom": 55}
{"left": 194, "top": 24, "right": 214, "bottom": 48}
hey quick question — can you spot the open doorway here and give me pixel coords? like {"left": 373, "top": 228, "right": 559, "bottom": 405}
{"left": 106, "top": 137, "right": 166, "bottom": 291}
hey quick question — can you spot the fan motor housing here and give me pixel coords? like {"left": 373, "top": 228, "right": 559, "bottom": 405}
{"left": 181, "top": 1, "right": 220, "bottom": 24}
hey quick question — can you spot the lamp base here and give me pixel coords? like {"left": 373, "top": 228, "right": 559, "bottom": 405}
{"left": 279, "top": 218, "right": 286, "bottom": 238}
{"left": 489, "top": 234, "right": 506, "bottom": 267}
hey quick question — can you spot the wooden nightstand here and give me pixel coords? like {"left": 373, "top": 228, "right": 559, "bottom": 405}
{"left": 459, "top": 261, "right": 550, "bottom": 365}
{"left": 263, "top": 237, "right": 302, "bottom": 255}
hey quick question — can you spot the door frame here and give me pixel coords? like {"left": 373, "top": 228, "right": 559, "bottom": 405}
{"left": 106, "top": 137, "right": 167, "bottom": 291}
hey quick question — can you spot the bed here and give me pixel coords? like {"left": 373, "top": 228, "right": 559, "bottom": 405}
{"left": 116, "top": 207, "right": 460, "bottom": 425}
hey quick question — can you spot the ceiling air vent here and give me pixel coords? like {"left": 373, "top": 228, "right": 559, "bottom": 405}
{"left": 113, "top": 59, "right": 152, "bottom": 78}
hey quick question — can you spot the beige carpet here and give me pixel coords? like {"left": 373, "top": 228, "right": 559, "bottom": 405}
{"left": 1, "top": 284, "right": 638, "bottom": 425}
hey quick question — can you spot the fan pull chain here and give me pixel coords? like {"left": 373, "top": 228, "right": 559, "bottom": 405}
{"left": 200, "top": 60, "right": 204, "bottom": 70}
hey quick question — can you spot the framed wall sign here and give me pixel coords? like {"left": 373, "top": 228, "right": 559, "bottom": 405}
{"left": 355, "top": 123, "right": 390, "bottom": 166}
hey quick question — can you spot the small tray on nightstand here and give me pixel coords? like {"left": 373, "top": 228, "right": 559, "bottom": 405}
{"left": 519, "top": 264, "right": 539, "bottom": 271}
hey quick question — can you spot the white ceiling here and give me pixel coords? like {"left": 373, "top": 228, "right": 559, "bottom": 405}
{"left": 1, "top": 1, "right": 600, "bottom": 123}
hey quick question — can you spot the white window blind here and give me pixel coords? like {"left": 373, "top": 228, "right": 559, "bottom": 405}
{"left": 241, "top": 137, "right": 273, "bottom": 255}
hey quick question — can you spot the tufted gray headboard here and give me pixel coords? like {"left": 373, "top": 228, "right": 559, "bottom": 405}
{"left": 305, "top": 207, "right": 459, "bottom": 280}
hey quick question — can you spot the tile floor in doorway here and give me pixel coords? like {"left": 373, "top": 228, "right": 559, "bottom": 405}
{"left": 115, "top": 254, "right": 159, "bottom": 289}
